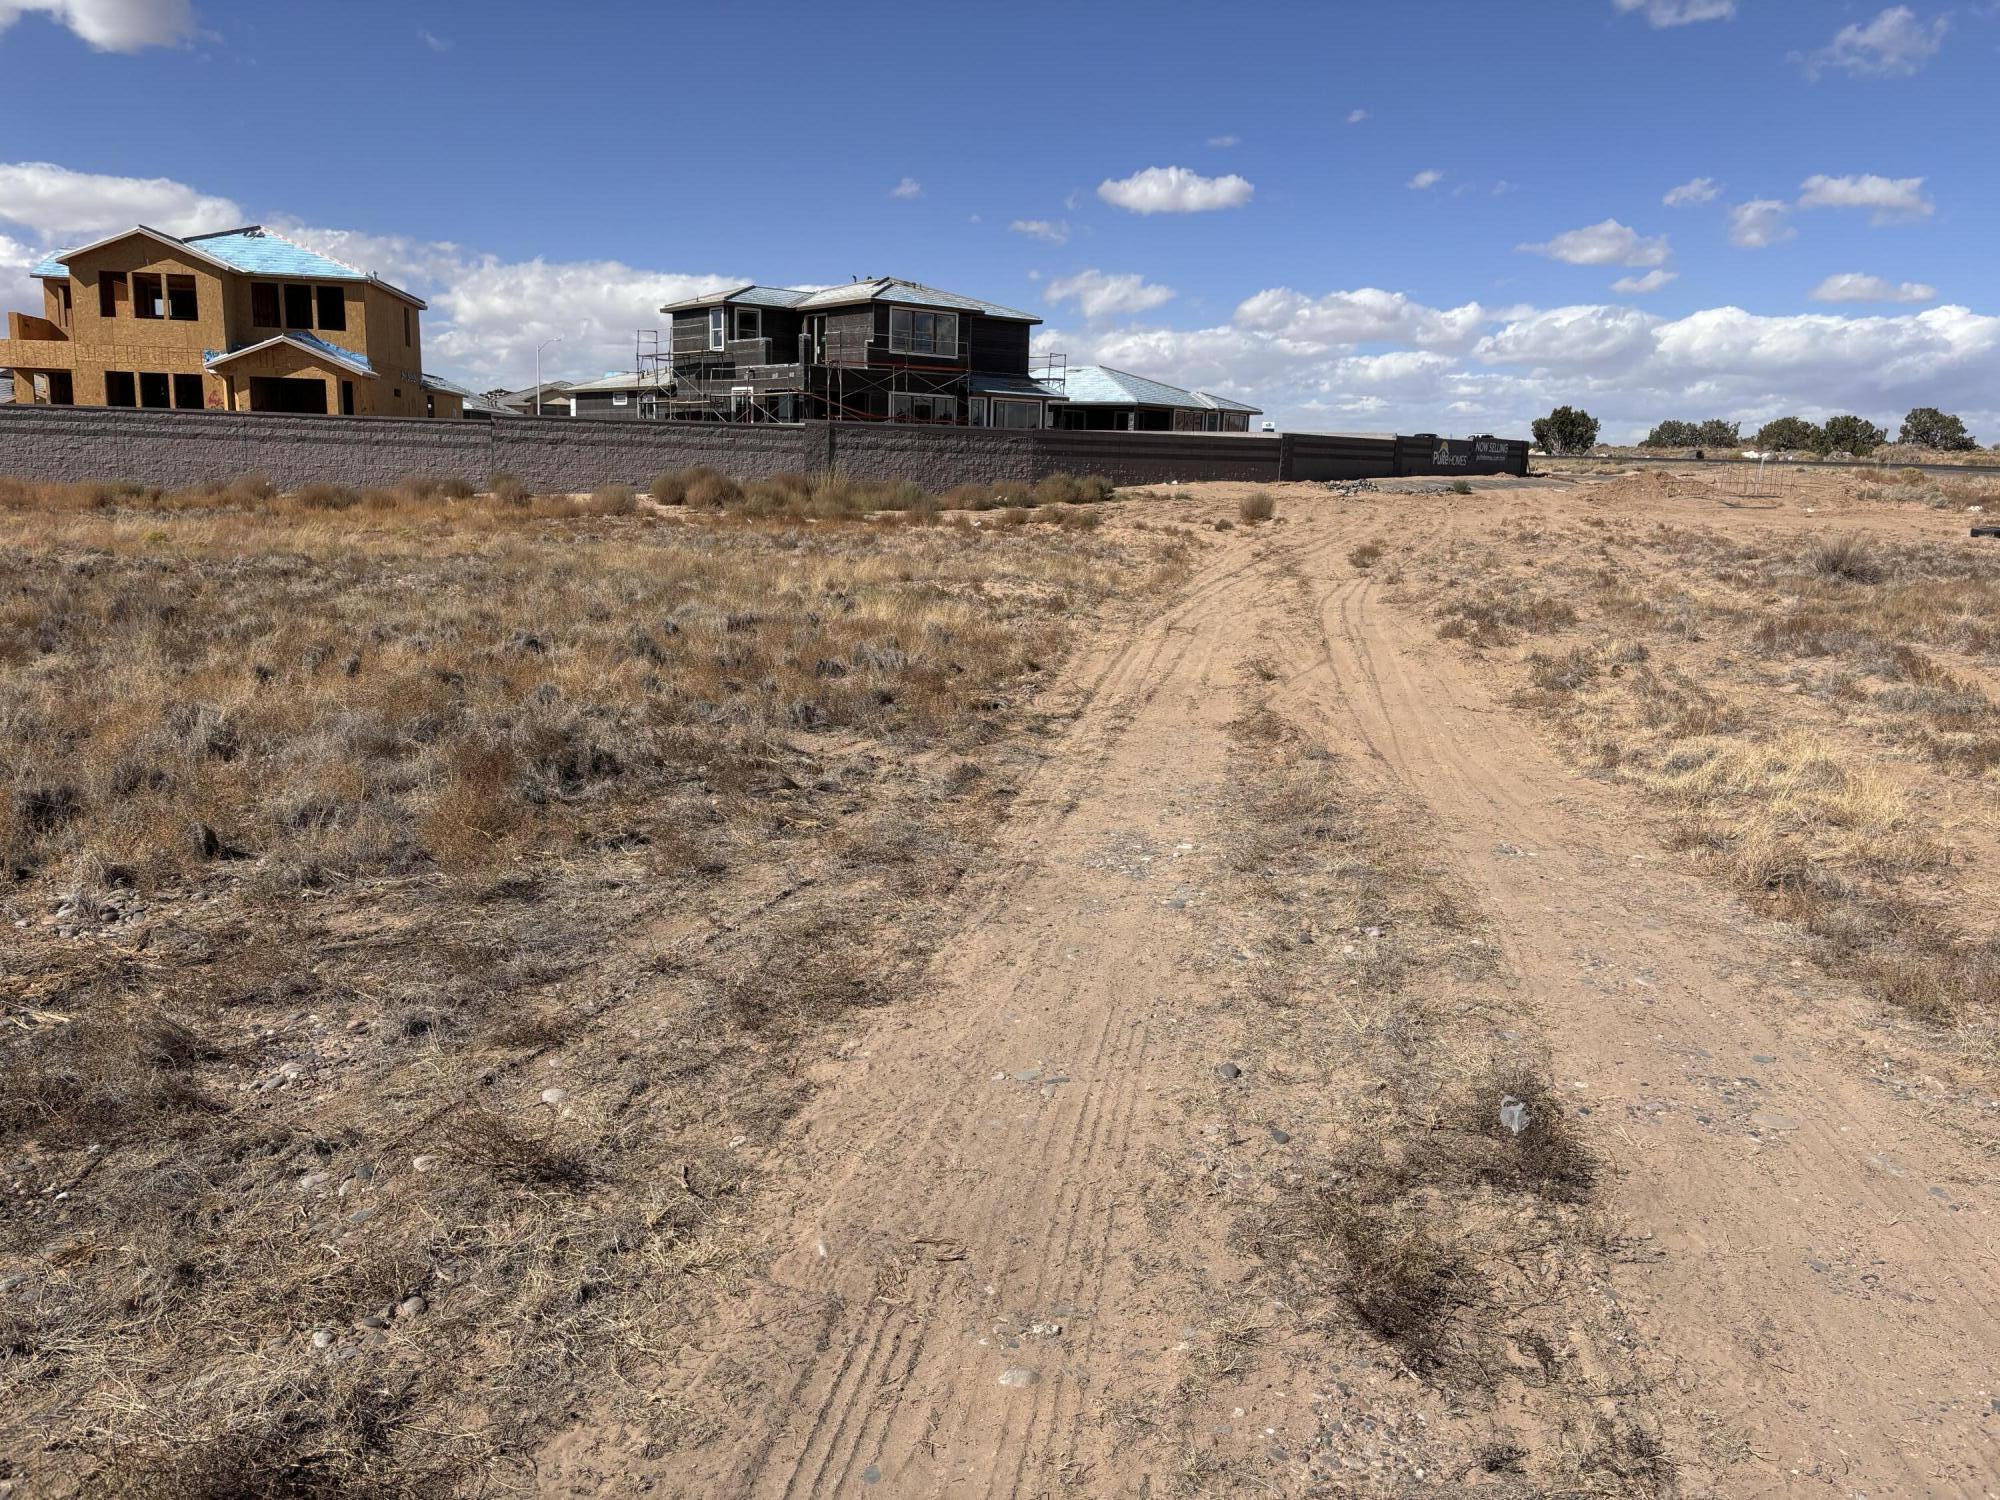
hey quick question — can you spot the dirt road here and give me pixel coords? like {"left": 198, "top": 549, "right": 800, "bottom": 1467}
{"left": 545, "top": 483, "right": 2000, "bottom": 1497}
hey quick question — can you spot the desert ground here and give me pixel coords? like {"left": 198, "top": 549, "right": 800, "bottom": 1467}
{"left": 3, "top": 465, "right": 1997, "bottom": 1498}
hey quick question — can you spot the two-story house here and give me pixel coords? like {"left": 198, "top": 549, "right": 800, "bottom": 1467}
{"left": 1, "top": 223, "right": 461, "bottom": 418}
{"left": 654, "top": 278, "right": 1067, "bottom": 428}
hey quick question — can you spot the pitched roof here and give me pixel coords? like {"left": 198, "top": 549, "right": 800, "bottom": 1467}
{"left": 1057, "top": 365, "right": 1261, "bottom": 414}
{"left": 968, "top": 372, "right": 1068, "bottom": 399}
{"left": 661, "top": 277, "right": 1040, "bottom": 323}
{"left": 564, "top": 370, "right": 659, "bottom": 394}
{"left": 1196, "top": 390, "right": 1262, "bottom": 414}
{"left": 31, "top": 224, "right": 426, "bottom": 308}
{"left": 204, "top": 331, "right": 376, "bottom": 377}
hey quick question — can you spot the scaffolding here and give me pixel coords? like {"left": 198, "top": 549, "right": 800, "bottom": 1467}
{"left": 632, "top": 316, "right": 1067, "bottom": 426}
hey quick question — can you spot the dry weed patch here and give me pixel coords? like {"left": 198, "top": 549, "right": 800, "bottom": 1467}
{"left": 1208, "top": 698, "right": 1662, "bottom": 1490}
{"left": 1417, "top": 498, "right": 1999, "bottom": 1035}
{"left": 0, "top": 480, "right": 1185, "bottom": 1492}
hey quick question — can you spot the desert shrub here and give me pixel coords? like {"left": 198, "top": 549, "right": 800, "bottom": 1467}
{"left": 294, "top": 482, "right": 360, "bottom": 511}
{"left": 488, "top": 472, "right": 531, "bottom": 506}
{"left": 586, "top": 482, "right": 638, "bottom": 515}
{"left": 226, "top": 471, "right": 275, "bottom": 503}
{"left": 684, "top": 468, "right": 743, "bottom": 510}
{"left": 1239, "top": 491, "right": 1277, "bottom": 523}
{"left": 1050, "top": 504, "right": 1103, "bottom": 531}
{"left": 1451, "top": 479, "right": 1473, "bottom": 495}
{"left": 1033, "top": 473, "right": 1115, "bottom": 506}
{"left": 437, "top": 477, "right": 476, "bottom": 501}
{"left": 1806, "top": 533, "right": 1884, "bottom": 584}
{"left": 1348, "top": 540, "right": 1386, "bottom": 569}
{"left": 650, "top": 471, "right": 690, "bottom": 505}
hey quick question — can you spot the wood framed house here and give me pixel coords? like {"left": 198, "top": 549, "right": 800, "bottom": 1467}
{"left": 2, "top": 224, "right": 455, "bottom": 418}
{"left": 654, "top": 278, "right": 1067, "bottom": 427}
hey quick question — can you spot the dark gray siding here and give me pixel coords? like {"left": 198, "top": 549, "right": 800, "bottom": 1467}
{"left": 968, "top": 316, "right": 1031, "bottom": 376}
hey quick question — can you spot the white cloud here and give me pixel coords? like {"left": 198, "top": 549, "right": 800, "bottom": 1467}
{"left": 889, "top": 177, "right": 922, "bottom": 200}
{"left": 264, "top": 220, "right": 471, "bottom": 291}
{"left": 1663, "top": 176, "right": 1720, "bottom": 206}
{"left": 1475, "top": 305, "right": 1661, "bottom": 372}
{"left": 1518, "top": 219, "right": 1671, "bottom": 268}
{"left": 1207, "top": 134, "right": 1239, "bottom": 147}
{"left": 0, "top": 0, "right": 193, "bottom": 51}
{"left": 418, "top": 28, "right": 451, "bottom": 52}
{"left": 1009, "top": 218, "right": 1070, "bottom": 245}
{"left": 1803, "top": 6, "right": 1948, "bottom": 77}
{"left": 1346, "top": 108, "right": 1369, "bottom": 124}
{"left": 1728, "top": 199, "right": 1796, "bottom": 248}
{"left": 1233, "top": 286, "right": 1491, "bottom": 351}
{"left": 1097, "top": 165, "right": 1254, "bottom": 215}
{"left": 1045, "top": 269, "right": 1177, "bottom": 320}
{"left": 0, "top": 161, "right": 242, "bottom": 240}
{"left": 0, "top": 231, "right": 41, "bottom": 313}
{"left": 1613, "top": 0, "right": 1735, "bottom": 26}
{"left": 1407, "top": 169, "right": 1444, "bottom": 191}
{"left": 1028, "top": 289, "right": 2000, "bottom": 444}
{"left": 428, "top": 259, "right": 745, "bottom": 388}
{"left": 1612, "top": 269, "right": 1680, "bottom": 294}
{"left": 1810, "top": 272, "right": 1938, "bottom": 303}
{"left": 1797, "top": 173, "right": 1933, "bottom": 223}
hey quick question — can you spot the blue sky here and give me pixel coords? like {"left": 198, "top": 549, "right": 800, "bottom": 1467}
{"left": 1, "top": 0, "right": 1993, "bottom": 440}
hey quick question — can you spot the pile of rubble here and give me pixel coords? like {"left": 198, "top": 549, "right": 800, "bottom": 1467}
{"left": 1324, "top": 477, "right": 1462, "bottom": 497}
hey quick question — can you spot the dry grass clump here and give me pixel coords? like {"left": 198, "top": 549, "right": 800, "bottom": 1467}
{"left": 1348, "top": 539, "right": 1386, "bottom": 570}
{"left": 0, "top": 484, "right": 1185, "bottom": 1493}
{"left": 488, "top": 471, "right": 531, "bottom": 506}
{"left": 1806, "top": 532, "right": 1885, "bottom": 583}
{"left": 1238, "top": 491, "right": 1277, "bottom": 523}
{"left": 1436, "top": 587, "right": 1578, "bottom": 649}
{"left": 638, "top": 466, "right": 1115, "bottom": 522}
{"left": 586, "top": 480, "right": 639, "bottom": 514}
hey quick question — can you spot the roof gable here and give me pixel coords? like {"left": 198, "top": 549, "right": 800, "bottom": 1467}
{"left": 32, "top": 224, "right": 239, "bottom": 280}
{"left": 662, "top": 277, "right": 1040, "bottom": 323}
{"left": 30, "top": 224, "right": 426, "bottom": 308}
{"left": 204, "top": 331, "right": 376, "bottom": 378}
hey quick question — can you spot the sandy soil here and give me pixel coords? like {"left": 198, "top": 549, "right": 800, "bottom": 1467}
{"left": 534, "top": 476, "right": 1999, "bottom": 1497}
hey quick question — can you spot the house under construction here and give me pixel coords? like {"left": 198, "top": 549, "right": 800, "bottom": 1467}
{"left": 648, "top": 277, "right": 1070, "bottom": 427}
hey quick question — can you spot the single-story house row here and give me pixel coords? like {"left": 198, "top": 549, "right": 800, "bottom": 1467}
{"left": 1047, "top": 366, "right": 1262, "bottom": 432}
{"left": 565, "top": 370, "right": 667, "bottom": 420}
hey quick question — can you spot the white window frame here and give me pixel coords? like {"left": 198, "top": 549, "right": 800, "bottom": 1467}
{"left": 991, "top": 398, "right": 1042, "bottom": 430}
{"left": 887, "top": 307, "right": 960, "bottom": 357}
{"left": 708, "top": 307, "right": 725, "bottom": 351}
{"left": 612, "top": 390, "right": 628, "bottom": 407}
{"left": 732, "top": 306, "right": 762, "bottom": 341}
{"left": 888, "top": 391, "right": 958, "bottom": 423}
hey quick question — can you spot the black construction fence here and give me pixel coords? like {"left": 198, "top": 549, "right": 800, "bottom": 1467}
{"left": 0, "top": 406, "right": 1528, "bottom": 493}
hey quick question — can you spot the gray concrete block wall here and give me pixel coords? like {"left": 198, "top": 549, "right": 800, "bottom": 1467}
{"left": 489, "top": 418, "right": 811, "bottom": 491}
{"left": 0, "top": 406, "right": 1526, "bottom": 492}
{"left": 829, "top": 425, "right": 1042, "bottom": 488}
